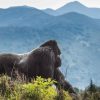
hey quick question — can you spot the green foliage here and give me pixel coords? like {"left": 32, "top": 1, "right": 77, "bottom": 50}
{"left": 0, "top": 75, "right": 72, "bottom": 100}
{"left": 22, "top": 76, "right": 57, "bottom": 100}
{"left": 1, "top": 75, "right": 100, "bottom": 100}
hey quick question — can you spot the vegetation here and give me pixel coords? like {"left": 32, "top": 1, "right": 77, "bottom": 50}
{"left": 0, "top": 75, "right": 72, "bottom": 100}
{"left": 79, "top": 80, "right": 100, "bottom": 100}
{"left": 0, "top": 74, "right": 100, "bottom": 100}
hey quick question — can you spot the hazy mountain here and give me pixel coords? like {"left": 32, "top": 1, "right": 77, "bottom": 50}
{"left": 43, "top": 1, "right": 100, "bottom": 19}
{"left": 0, "top": 6, "right": 53, "bottom": 28}
{"left": 0, "top": 6, "right": 100, "bottom": 89}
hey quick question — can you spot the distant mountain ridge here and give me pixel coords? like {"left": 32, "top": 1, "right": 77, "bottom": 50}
{"left": 0, "top": 6, "right": 53, "bottom": 28}
{"left": 0, "top": 6, "right": 100, "bottom": 28}
{"left": 43, "top": 1, "right": 100, "bottom": 19}
{"left": 0, "top": 5, "right": 100, "bottom": 89}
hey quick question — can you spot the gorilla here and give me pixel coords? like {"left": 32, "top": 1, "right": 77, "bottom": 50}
{"left": 0, "top": 40, "right": 76, "bottom": 94}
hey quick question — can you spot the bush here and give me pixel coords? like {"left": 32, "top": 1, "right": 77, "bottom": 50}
{"left": 0, "top": 75, "right": 72, "bottom": 100}
{"left": 21, "top": 76, "right": 57, "bottom": 100}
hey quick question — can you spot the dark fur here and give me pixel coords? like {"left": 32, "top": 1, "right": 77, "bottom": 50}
{"left": 0, "top": 40, "right": 75, "bottom": 94}
{"left": 54, "top": 68, "right": 76, "bottom": 94}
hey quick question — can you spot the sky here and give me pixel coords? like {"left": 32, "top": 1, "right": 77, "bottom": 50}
{"left": 0, "top": 0, "right": 100, "bottom": 9}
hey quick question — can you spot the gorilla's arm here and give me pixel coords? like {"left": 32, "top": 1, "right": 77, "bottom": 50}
{"left": 54, "top": 68, "right": 76, "bottom": 94}
{"left": 54, "top": 55, "right": 61, "bottom": 68}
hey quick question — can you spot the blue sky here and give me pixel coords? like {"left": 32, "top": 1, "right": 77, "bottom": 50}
{"left": 0, "top": 0, "right": 100, "bottom": 9}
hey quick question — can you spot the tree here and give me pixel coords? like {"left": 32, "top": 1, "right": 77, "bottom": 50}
{"left": 87, "top": 79, "right": 97, "bottom": 94}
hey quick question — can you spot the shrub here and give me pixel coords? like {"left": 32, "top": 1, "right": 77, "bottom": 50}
{"left": 21, "top": 76, "right": 57, "bottom": 100}
{"left": 0, "top": 75, "right": 72, "bottom": 100}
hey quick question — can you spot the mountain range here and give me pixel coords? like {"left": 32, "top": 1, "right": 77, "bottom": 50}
{"left": 0, "top": 2, "right": 100, "bottom": 89}
{"left": 44, "top": 1, "right": 100, "bottom": 19}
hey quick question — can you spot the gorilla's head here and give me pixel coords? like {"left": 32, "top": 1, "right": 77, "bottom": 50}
{"left": 40, "top": 40, "right": 61, "bottom": 68}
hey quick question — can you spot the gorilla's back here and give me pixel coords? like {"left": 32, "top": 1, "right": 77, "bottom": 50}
{"left": 0, "top": 53, "right": 20, "bottom": 74}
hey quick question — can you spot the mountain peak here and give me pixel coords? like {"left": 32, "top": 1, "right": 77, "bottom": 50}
{"left": 62, "top": 1, "right": 86, "bottom": 8}
{"left": 70, "top": 1, "right": 82, "bottom": 4}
